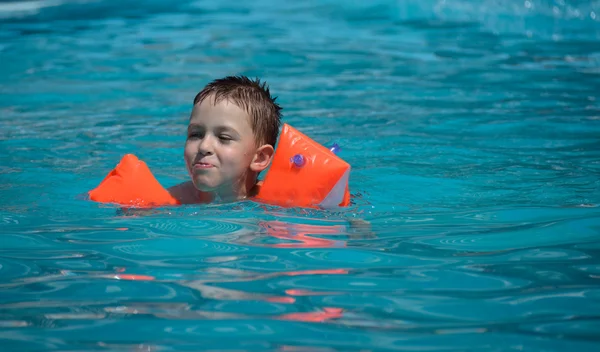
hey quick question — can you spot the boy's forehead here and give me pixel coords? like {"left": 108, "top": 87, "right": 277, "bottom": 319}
{"left": 198, "top": 94, "right": 247, "bottom": 112}
{"left": 192, "top": 97, "right": 247, "bottom": 118}
{"left": 189, "top": 98, "right": 255, "bottom": 132}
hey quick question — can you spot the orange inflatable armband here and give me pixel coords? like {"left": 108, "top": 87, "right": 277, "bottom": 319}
{"left": 88, "top": 154, "right": 179, "bottom": 208}
{"left": 255, "top": 124, "right": 351, "bottom": 208}
{"left": 88, "top": 124, "right": 350, "bottom": 209}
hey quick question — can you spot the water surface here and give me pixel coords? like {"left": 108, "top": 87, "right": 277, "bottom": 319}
{"left": 1, "top": 0, "right": 600, "bottom": 351}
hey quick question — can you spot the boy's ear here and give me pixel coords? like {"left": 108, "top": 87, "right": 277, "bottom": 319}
{"left": 250, "top": 144, "right": 275, "bottom": 172}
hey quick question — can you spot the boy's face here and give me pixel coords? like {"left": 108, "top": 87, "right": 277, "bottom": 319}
{"left": 184, "top": 96, "right": 259, "bottom": 195}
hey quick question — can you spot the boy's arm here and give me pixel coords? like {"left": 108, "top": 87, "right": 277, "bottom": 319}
{"left": 167, "top": 182, "right": 185, "bottom": 202}
{"left": 346, "top": 217, "right": 376, "bottom": 241}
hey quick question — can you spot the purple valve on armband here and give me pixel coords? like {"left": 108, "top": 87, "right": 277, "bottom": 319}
{"left": 329, "top": 143, "right": 340, "bottom": 154}
{"left": 290, "top": 154, "right": 306, "bottom": 167}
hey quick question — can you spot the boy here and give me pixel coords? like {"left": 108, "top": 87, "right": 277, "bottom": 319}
{"left": 168, "top": 76, "right": 282, "bottom": 204}
{"left": 134, "top": 75, "right": 372, "bottom": 240}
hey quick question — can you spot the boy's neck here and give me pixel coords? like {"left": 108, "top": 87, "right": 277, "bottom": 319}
{"left": 210, "top": 173, "right": 260, "bottom": 203}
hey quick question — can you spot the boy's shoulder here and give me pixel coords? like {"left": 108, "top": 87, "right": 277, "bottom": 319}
{"left": 168, "top": 181, "right": 209, "bottom": 204}
{"left": 249, "top": 180, "right": 263, "bottom": 197}
{"left": 168, "top": 180, "right": 263, "bottom": 204}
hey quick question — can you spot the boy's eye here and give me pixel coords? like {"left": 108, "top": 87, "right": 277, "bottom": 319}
{"left": 219, "top": 135, "right": 233, "bottom": 141}
{"left": 188, "top": 132, "right": 203, "bottom": 139}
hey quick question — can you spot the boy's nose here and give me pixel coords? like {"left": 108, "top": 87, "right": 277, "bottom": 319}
{"left": 198, "top": 136, "right": 214, "bottom": 155}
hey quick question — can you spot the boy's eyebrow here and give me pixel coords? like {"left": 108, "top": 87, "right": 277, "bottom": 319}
{"left": 215, "top": 125, "right": 240, "bottom": 136}
{"left": 187, "top": 124, "right": 240, "bottom": 135}
{"left": 187, "top": 124, "right": 201, "bottom": 132}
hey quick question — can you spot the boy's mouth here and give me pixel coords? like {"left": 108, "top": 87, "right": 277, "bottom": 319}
{"left": 193, "top": 162, "right": 214, "bottom": 169}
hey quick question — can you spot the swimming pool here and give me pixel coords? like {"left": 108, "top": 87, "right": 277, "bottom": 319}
{"left": 1, "top": 0, "right": 599, "bottom": 350}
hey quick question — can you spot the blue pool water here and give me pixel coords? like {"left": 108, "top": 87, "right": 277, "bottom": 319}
{"left": 1, "top": 0, "right": 600, "bottom": 350}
